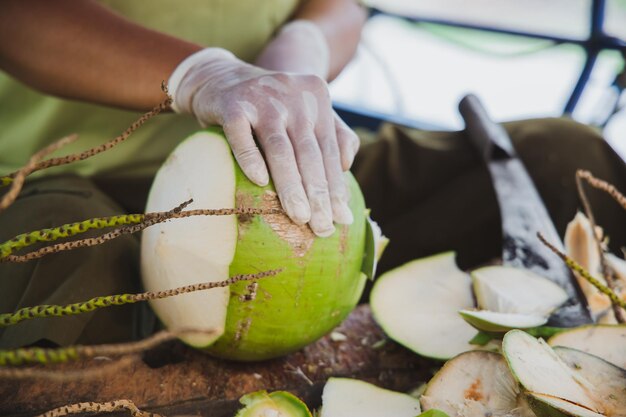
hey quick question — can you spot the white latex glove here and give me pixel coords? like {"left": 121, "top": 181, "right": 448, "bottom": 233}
{"left": 168, "top": 45, "right": 356, "bottom": 237}
{"left": 255, "top": 20, "right": 360, "bottom": 172}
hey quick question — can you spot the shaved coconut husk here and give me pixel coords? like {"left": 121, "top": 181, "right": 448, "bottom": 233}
{"left": 141, "top": 130, "right": 368, "bottom": 360}
{"left": 527, "top": 393, "right": 605, "bottom": 417}
{"left": 421, "top": 351, "right": 534, "bottom": 417}
{"left": 471, "top": 266, "right": 568, "bottom": 316}
{"left": 503, "top": 330, "right": 609, "bottom": 416}
{"left": 527, "top": 348, "right": 626, "bottom": 417}
{"left": 459, "top": 310, "right": 548, "bottom": 333}
{"left": 549, "top": 325, "right": 626, "bottom": 369}
{"left": 320, "top": 378, "right": 421, "bottom": 417}
{"left": 370, "top": 252, "right": 477, "bottom": 360}
{"left": 606, "top": 253, "right": 626, "bottom": 301}
{"left": 554, "top": 347, "right": 626, "bottom": 415}
{"left": 564, "top": 213, "right": 616, "bottom": 322}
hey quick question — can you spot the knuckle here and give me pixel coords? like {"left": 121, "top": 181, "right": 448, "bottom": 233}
{"left": 234, "top": 146, "right": 260, "bottom": 162}
{"left": 264, "top": 132, "right": 288, "bottom": 148}
{"left": 308, "top": 182, "right": 330, "bottom": 199}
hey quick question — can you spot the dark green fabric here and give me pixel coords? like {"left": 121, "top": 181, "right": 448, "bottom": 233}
{"left": 353, "top": 117, "right": 626, "bottom": 274}
{"left": 0, "top": 117, "right": 624, "bottom": 348}
{"left": 0, "top": 176, "right": 142, "bottom": 348}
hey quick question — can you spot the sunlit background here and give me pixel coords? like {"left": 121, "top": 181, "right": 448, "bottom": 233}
{"left": 330, "top": 0, "right": 626, "bottom": 160}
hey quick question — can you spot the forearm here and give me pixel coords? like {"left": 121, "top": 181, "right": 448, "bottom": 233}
{"left": 294, "top": 0, "right": 367, "bottom": 81}
{"left": 0, "top": 0, "right": 201, "bottom": 111}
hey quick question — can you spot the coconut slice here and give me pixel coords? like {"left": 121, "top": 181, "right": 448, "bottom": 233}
{"left": 472, "top": 266, "right": 568, "bottom": 316}
{"left": 554, "top": 346, "right": 626, "bottom": 414}
{"left": 459, "top": 310, "right": 548, "bottom": 333}
{"left": 235, "top": 390, "right": 312, "bottom": 417}
{"left": 549, "top": 325, "right": 626, "bottom": 369}
{"left": 527, "top": 354, "right": 626, "bottom": 417}
{"left": 421, "top": 351, "right": 535, "bottom": 417}
{"left": 370, "top": 252, "right": 477, "bottom": 360}
{"left": 503, "top": 330, "right": 608, "bottom": 416}
{"left": 320, "top": 377, "right": 421, "bottom": 417}
{"left": 527, "top": 393, "right": 605, "bottom": 417}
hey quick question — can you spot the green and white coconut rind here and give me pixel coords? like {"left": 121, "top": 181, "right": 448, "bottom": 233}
{"left": 505, "top": 329, "right": 626, "bottom": 417}
{"left": 320, "top": 377, "right": 421, "bottom": 417}
{"left": 472, "top": 266, "right": 568, "bottom": 316}
{"left": 526, "top": 393, "right": 605, "bottom": 417}
{"left": 361, "top": 213, "right": 389, "bottom": 280}
{"left": 548, "top": 325, "right": 626, "bottom": 370}
{"left": 370, "top": 252, "right": 477, "bottom": 360}
{"left": 503, "top": 330, "right": 609, "bottom": 417}
{"left": 459, "top": 310, "right": 548, "bottom": 333}
{"left": 142, "top": 131, "right": 368, "bottom": 360}
{"left": 554, "top": 346, "right": 626, "bottom": 415}
{"left": 421, "top": 351, "right": 534, "bottom": 417}
{"left": 235, "top": 390, "right": 312, "bottom": 417}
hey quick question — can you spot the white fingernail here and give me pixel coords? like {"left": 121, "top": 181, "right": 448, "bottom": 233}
{"left": 313, "top": 222, "right": 335, "bottom": 238}
{"left": 248, "top": 164, "right": 269, "bottom": 186}
{"left": 334, "top": 202, "right": 353, "bottom": 225}
{"left": 288, "top": 197, "right": 311, "bottom": 225}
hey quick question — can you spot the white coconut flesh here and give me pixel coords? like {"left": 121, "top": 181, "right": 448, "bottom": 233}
{"left": 549, "top": 325, "right": 626, "bottom": 370}
{"left": 320, "top": 377, "right": 421, "bottom": 417}
{"left": 472, "top": 266, "right": 569, "bottom": 316}
{"left": 141, "top": 132, "right": 237, "bottom": 347}
{"left": 503, "top": 330, "right": 608, "bottom": 416}
{"left": 553, "top": 346, "right": 626, "bottom": 415}
{"left": 458, "top": 310, "right": 548, "bottom": 333}
{"left": 421, "top": 351, "right": 535, "bottom": 417}
{"left": 370, "top": 252, "right": 477, "bottom": 360}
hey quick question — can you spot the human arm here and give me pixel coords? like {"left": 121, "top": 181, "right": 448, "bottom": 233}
{"left": 255, "top": 0, "right": 368, "bottom": 81}
{"left": 0, "top": 0, "right": 365, "bottom": 236}
{"left": 167, "top": 0, "right": 367, "bottom": 236}
{"left": 0, "top": 0, "right": 201, "bottom": 110}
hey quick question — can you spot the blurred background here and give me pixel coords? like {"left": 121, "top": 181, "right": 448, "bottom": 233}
{"left": 330, "top": 0, "right": 626, "bottom": 161}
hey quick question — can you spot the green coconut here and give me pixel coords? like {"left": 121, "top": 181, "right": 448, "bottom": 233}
{"left": 141, "top": 130, "right": 370, "bottom": 361}
{"left": 235, "top": 390, "right": 312, "bottom": 417}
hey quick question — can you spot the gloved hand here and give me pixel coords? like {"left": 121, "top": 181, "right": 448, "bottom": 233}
{"left": 254, "top": 19, "right": 360, "bottom": 172}
{"left": 168, "top": 24, "right": 358, "bottom": 237}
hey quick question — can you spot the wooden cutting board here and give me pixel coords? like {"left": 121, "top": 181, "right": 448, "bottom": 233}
{"left": 0, "top": 305, "right": 437, "bottom": 417}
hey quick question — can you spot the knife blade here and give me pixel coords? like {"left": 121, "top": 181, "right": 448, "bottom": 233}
{"left": 458, "top": 94, "right": 592, "bottom": 327}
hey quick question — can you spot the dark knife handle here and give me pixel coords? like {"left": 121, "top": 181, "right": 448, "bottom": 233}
{"left": 458, "top": 94, "right": 515, "bottom": 161}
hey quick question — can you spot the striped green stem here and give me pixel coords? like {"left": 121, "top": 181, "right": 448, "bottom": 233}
{"left": 0, "top": 269, "right": 281, "bottom": 328}
{"left": 0, "top": 294, "right": 135, "bottom": 327}
{"left": 0, "top": 346, "right": 80, "bottom": 365}
{"left": 538, "top": 233, "right": 626, "bottom": 310}
{"left": 0, "top": 213, "right": 145, "bottom": 259}
{"left": 0, "top": 328, "right": 214, "bottom": 367}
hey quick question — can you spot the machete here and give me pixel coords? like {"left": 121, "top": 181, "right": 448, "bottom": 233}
{"left": 458, "top": 94, "right": 592, "bottom": 327}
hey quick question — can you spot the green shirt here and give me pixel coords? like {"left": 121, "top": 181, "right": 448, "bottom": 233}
{"left": 0, "top": 0, "right": 300, "bottom": 179}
